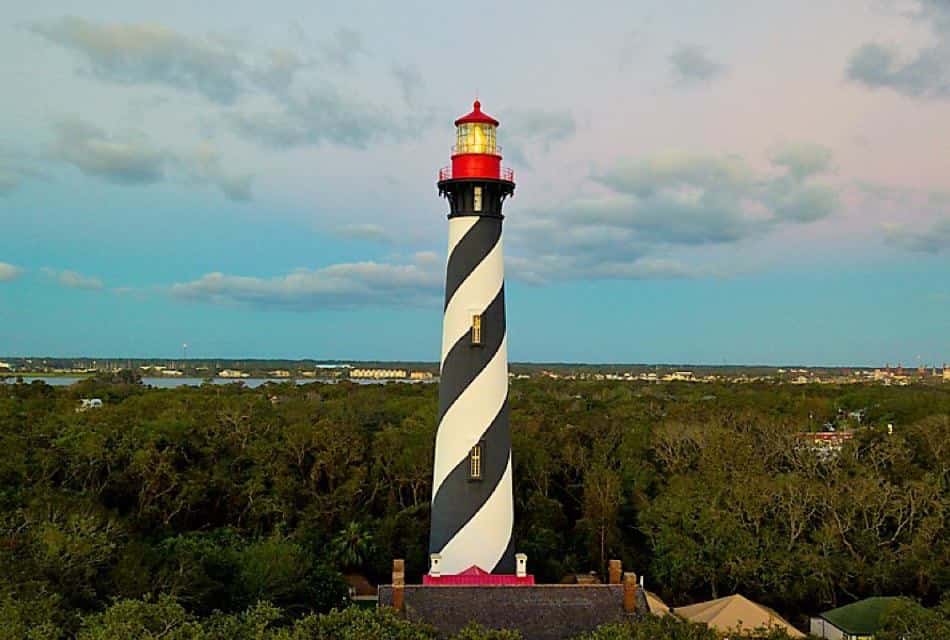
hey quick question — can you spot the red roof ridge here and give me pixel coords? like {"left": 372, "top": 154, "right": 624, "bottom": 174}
{"left": 458, "top": 565, "right": 490, "bottom": 575}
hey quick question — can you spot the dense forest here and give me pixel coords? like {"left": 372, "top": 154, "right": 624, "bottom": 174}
{"left": 0, "top": 374, "right": 947, "bottom": 638}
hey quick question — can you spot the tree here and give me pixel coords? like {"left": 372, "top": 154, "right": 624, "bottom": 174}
{"left": 574, "top": 616, "right": 718, "bottom": 640}
{"left": 877, "top": 597, "right": 950, "bottom": 640}
{"left": 77, "top": 595, "right": 205, "bottom": 640}
{"left": 331, "top": 521, "right": 376, "bottom": 571}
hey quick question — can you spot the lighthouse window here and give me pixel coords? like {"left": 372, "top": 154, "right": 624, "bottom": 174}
{"left": 469, "top": 443, "right": 483, "bottom": 480}
{"left": 471, "top": 314, "right": 483, "bottom": 345}
{"left": 473, "top": 186, "right": 483, "bottom": 212}
{"left": 456, "top": 123, "right": 496, "bottom": 154}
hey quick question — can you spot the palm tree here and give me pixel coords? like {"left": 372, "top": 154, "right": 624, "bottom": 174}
{"left": 330, "top": 521, "right": 375, "bottom": 570}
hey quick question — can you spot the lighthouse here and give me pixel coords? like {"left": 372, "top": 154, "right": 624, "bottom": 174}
{"left": 429, "top": 100, "right": 517, "bottom": 576}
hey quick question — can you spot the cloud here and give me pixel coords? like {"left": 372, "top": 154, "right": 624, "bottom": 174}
{"left": 507, "top": 253, "right": 714, "bottom": 285}
{"left": 170, "top": 254, "right": 442, "bottom": 310}
{"left": 846, "top": 1, "right": 950, "bottom": 98}
{"left": 0, "top": 171, "right": 20, "bottom": 195}
{"left": 179, "top": 144, "right": 253, "bottom": 201}
{"left": 31, "top": 17, "right": 426, "bottom": 151}
{"left": 885, "top": 216, "right": 950, "bottom": 253}
{"left": 500, "top": 108, "right": 577, "bottom": 167}
{"left": 320, "top": 28, "right": 363, "bottom": 69}
{"left": 0, "top": 262, "right": 23, "bottom": 282}
{"left": 669, "top": 45, "right": 726, "bottom": 85}
{"left": 42, "top": 268, "right": 104, "bottom": 290}
{"left": 770, "top": 142, "right": 834, "bottom": 179}
{"left": 507, "top": 146, "right": 837, "bottom": 281}
{"left": 0, "top": 163, "right": 46, "bottom": 196}
{"left": 52, "top": 119, "right": 166, "bottom": 185}
{"left": 31, "top": 17, "right": 365, "bottom": 104}
{"left": 250, "top": 48, "right": 307, "bottom": 97}
{"left": 336, "top": 223, "right": 391, "bottom": 242}
{"left": 230, "top": 87, "right": 425, "bottom": 149}
{"left": 505, "top": 109, "right": 577, "bottom": 149}
{"left": 392, "top": 64, "right": 424, "bottom": 105}
{"left": 32, "top": 16, "right": 246, "bottom": 103}
{"left": 160, "top": 147, "right": 835, "bottom": 306}
{"left": 51, "top": 118, "right": 252, "bottom": 200}
{"left": 618, "top": 29, "right": 647, "bottom": 71}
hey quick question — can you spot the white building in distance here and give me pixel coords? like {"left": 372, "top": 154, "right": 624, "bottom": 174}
{"left": 350, "top": 368, "right": 408, "bottom": 379}
{"left": 219, "top": 369, "right": 250, "bottom": 378}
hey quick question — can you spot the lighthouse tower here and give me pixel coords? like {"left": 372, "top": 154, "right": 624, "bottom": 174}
{"left": 429, "top": 101, "right": 517, "bottom": 576}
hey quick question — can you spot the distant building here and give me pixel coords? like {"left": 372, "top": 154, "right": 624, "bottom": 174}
{"left": 645, "top": 590, "right": 671, "bottom": 617}
{"left": 796, "top": 431, "right": 854, "bottom": 459}
{"left": 944, "top": 365, "right": 950, "bottom": 381}
{"left": 675, "top": 594, "right": 804, "bottom": 638}
{"left": 810, "top": 596, "right": 902, "bottom": 639}
{"left": 350, "top": 368, "right": 407, "bottom": 379}
{"left": 269, "top": 370, "right": 292, "bottom": 378}
{"left": 161, "top": 369, "right": 183, "bottom": 377}
{"left": 663, "top": 371, "right": 694, "bottom": 382}
{"left": 77, "top": 398, "right": 103, "bottom": 411}
{"left": 0, "top": 361, "right": 12, "bottom": 371}
{"left": 219, "top": 369, "right": 250, "bottom": 378}
{"left": 410, "top": 371, "right": 434, "bottom": 380}
{"left": 343, "top": 573, "right": 378, "bottom": 605}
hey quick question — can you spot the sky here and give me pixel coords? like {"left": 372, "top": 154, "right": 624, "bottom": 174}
{"left": 1, "top": 1, "right": 948, "bottom": 365}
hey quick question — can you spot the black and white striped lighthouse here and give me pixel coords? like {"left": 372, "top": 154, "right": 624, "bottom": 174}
{"left": 429, "top": 101, "right": 517, "bottom": 577}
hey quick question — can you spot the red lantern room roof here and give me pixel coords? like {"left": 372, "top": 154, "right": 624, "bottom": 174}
{"left": 454, "top": 100, "right": 499, "bottom": 127}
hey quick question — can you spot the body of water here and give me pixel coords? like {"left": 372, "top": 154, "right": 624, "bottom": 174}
{"left": 2, "top": 376, "right": 437, "bottom": 388}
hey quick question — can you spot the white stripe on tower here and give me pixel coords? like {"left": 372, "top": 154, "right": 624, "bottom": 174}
{"left": 432, "top": 333, "right": 508, "bottom": 492}
{"left": 430, "top": 214, "right": 513, "bottom": 575}
{"left": 441, "top": 235, "right": 504, "bottom": 363}
{"left": 437, "top": 454, "right": 514, "bottom": 574}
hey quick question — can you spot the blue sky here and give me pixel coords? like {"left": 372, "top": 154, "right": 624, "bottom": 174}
{"left": 1, "top": 1, "right": 948, "bottom": 365}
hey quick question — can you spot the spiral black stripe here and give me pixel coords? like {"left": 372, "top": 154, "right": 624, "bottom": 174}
{"left": 444, "top": 217, "right": 502, "bottom": 310}
{"left": 437, "top": 285, "right": 505, "bottom": 419}
{"left": 492, "top": 531, "right": 516, "bottom": 574}
{"left": 429, "top": 397, "right": 510, "bottom": 554}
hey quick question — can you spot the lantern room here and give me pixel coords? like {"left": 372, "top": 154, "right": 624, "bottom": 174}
{"left": 440, "top": 100, "right": 514, "bottom": 183}
{"left": 455, "top": 101, "right": 498, "bottom": 155}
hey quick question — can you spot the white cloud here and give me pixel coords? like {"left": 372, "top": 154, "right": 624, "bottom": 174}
{"left": 51, "top": 118, "right": 252, "bottom": 200}
{"left": 52, "top": 119, "right": 166, "bottom": 185}
{"left": 30, "top": 17, "right": 435, "bottom": 154}
{"left": 170, "top": 255, "right": 442, "bottom": 310}
{"left": 319, "top": 28, "right": 363, "bottom": 69}
{"left": 392, "top": 64, "right": 424, "bottom": 105}
{"left": 42, "top": 268, "right": 104, "bottom": 290}
{"left": 770, "top": 142, "right": 834, "bottom": 179}
{"left": 669, "top": 45, "right": 727, "bottom": 85}
{"left": 846, "top": 1, "right": 950, "bottom": 99}
{"left": 336, "top": 223, "right": 391, "bottom": 242}
{"left": 885, "top": 216, "right": 950, "bottom": 253}
{"left": 179, "top": 144, "right": 253, "bottom": 202}
{"left": 0, "top": 165, "right": 35, "bottom": 196}
{"left": 32, "top": 16, "right": 247, "bottom": 103}
{"left": 229, "top": 87, "right": 427, "bottom": 149}
{"left": 502, "top": 108, "right": 577, "bottom": 167}
{"left": 507, "top": 146, "right": 838, "bottom": 281}
{"left": 0, "top": 262, "right": 23, "bottom": 282}
{"left": 161, "top": 146, "right": 838, "bottom": 309}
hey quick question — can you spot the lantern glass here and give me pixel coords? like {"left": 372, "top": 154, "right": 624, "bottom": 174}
{"left": 456, "top": 123, "right": 496, "bottom": 155}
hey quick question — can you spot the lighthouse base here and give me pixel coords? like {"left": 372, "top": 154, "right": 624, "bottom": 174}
{"left": 422, "top": 564, "right": 535, "bottom": 585}
{"left": 378, "top": 584, "right": 647, "bottom": 640}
